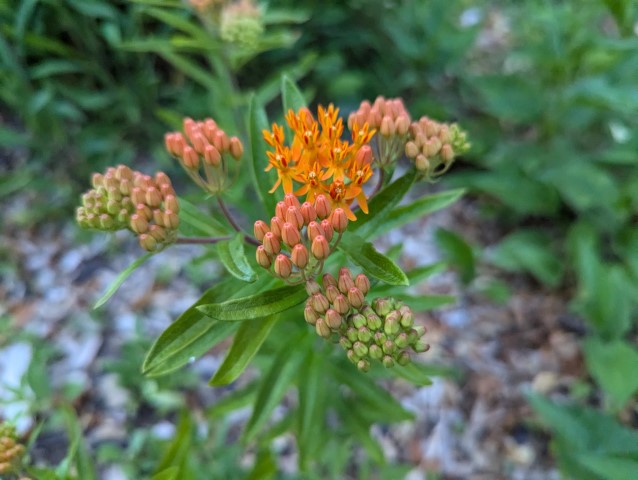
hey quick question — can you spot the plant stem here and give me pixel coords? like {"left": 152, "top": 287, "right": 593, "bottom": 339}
{"left": 369, "top": 167, "right": 386, "bottom": 199}
{"left": 175, "top": 236, "right": 231, "bottom": 245}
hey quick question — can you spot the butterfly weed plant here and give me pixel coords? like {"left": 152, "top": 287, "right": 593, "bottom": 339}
{"left": 75, "top": 77, "right": 468, "bottom": 473}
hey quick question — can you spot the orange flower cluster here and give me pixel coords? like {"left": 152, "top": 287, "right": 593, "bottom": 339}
{"left": 263, "top": 105, "right": 376, "bottom": 221}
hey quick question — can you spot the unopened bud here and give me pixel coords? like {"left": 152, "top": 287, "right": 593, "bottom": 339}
{"left": 149, "top": 225, "right": 167, "bottom": 242}
{"left": 275, "top": 201, "right": 287, "bottom": 220}
{"left": 413, "top": 340, "right": 430, "bottom": 353}
{"left": 325, "top": 284, "right": 340, "bottom": 303}
{"left": 395, "top": 333, "right": 409, "bottom": 349}
{"left": 204, "top": 144, "right": 222, "bottom": 167}
{"left": 311, "top": 235, "right": 330, "bottom": 260}
{"left": 291, "top": 244, "right": 309, "bottom": 268}
{"left": 307, "top": 221, "right": 325, "bottom": 241}
{"left": 130, "top": 213, "right": 149, "bottom": 234}
{"left": 396, "top": 351, "right": 411, "bottom": 366}
{"left": 314, "top": 194, "right": 331, "bottom": 219}
{"left": 399, "top": 306, "right": 414, "bottom": 328}
{"left": 396, "top": 115, "right": 410, "bottom": 135}
{"left": 262, "top": 232, "right": 281, "bottom": 255}
{"left": 214, "top": 130, "right": 230, "bottom": 152}
{"left": 255, "top": 246, "right": 271, "bottom": 268}
{"left": 92, "top": 173, "right": 104, "bottom": 188}
{"left": 357, "top": 326, "right": 372, "bottom": 343}
{"left": 320, "top": 219, "right": 334, "bottom": 242}
{"left": 405, "top": 141, "right": 419, "bottom": 158}
{"left": 163, "top": 210, "right": 179, "bottom": 229}
{"left": 325, "top": 309, "right": 342, "bottom": 329}
{"left": 274, "top": 254, "right": 292, "bottom": 278}
{"left": 285, "top": 206, "right": 304, "bottom": 230}
{"left": 354, "top": 274, "right": 370, "bottom": 295}
{"left": 346, "top": 327, "right": 359, "bottom": 343}
{"left": 357, "top": 359, "right": 370, "bottom": 372}
{"left": 164, "top": 194, "right": 179, "bottom": 213}
{"left": 331, "top": 207, "right": 348, "bottom": 233}
{"left": 253, "top": 220, "right": 269, "bottom": 242}
{"left": 315, "top": 318, "right": 331, "bottom": 338}
{"left": 347, "top": 349, "right": 359, "bottom": 364}
{"left": 373, "top": 298, "right": 391, "bottom": 317}
{"left": 353, "top": 341, "right": 368, "bottom": 358}
{"left": 300, "top": 202, "right": 316, "bottom": 225}
{"left": 139, "top": 233, "right": 158, "bottom": 252}
{"left": 347, "top": 287, "right": 365, "bottom": 309}
{"left": 322, "top": 273, "right": 337, "bottom": 288}
{"left": 304, "top": 305, "right": 319, "bottom": 325}
{"left": 182, "top": 146, "right": 200, "bottom": 169}
{"left": 338, "top": 271, "right": 355, "bottom": 294}
{"left": 382, "top": 340, "right": 396, "bottom": 355}
{"left": 270, "top": 216, "right": 284, "bottom": 237}
{"left": 340, "top": 337, "right": 352, "bottom": 350}
{"left": 333, "top": 294, "right": 350, "bottom": 315}
{"left": 415, "top": 154, "right": 429, "bottom": 171}
{"left": 281, "top": 222, "right": 301, "bottom": 247}
{"left": 369, "top": 344, "right": 383, "bottom": 360}
{"left": 384, "top": 312, "right": 401, "bottom": 335}
{"left": 305, "top": 279, "right": 321, "bottom": 296}
{"left": 229, "top": 136, "right": 244, "bottom": 160}
{"left": 367, "top": 313, "right": 382, "bottom": 331}
{"left": 311, "top": 293, "right": 330, "bottom": 314}
{"left": 283, "top": 193, "right": 301, "bottom": 209}
{"left": 351, "top": 313, "right": 367, "bottom": 329}
{"left": 382, "top": 355, "right": 395, "bottom": 368}
{"left": 380, "top": 115, "right": 395, "bottom": 136}
{"left": 99, "top": 214, "right": 114, "bottom": 230}
{"left": 441, "top": 143, "right": 454, "bottom": 163}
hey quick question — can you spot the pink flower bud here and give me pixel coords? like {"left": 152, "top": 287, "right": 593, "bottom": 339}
{"left": 425, "top": 138, "right": 442, "bottom": 157}
{"left": 349, "top": 273, "right": 368, "bottom": 294}
{"left": 415, "top": 154, "right": 429, "bottom": 172}
{"left": 354, "top": 145, "right": 373, "bottom": 166}
{"left": 348, "top": 287, "right": 365, "bottom": 309}
{"left": 203, "top": 119, "right": 218, "bottom": 142}
{"left": 163, "top": 210, "right": 179, "bottom": 229}
{"left": 270, "top": 216, "right": 284, "bottom": 237}
{"left": 315, "top": 318, "right": 331, "bottom": 338}
{"left": 130, "top": 213, "right": 149, "bottom": 234}
{"left": 307, "top": 221, "right": 325, "bottom": 242}
{"left": 213, "top": 129, "right": 230, "bottom": 152}
{"left": 320, "top": 219, "right": 333, "bottom": 242}
{"left": 139, "top": 233, "right": 158, "bottom": 252}
{"left": 275, "top": 201, "right": 287, "bottom": 220}
{"left": 325, "top": 284, "right": 340, "bottom": 303}
{"left": 274, "top": 254, "right": 292, "bottom": 279}
{"left": 291, "top": 244, "right": 309, "bottom": 268}
{"left": 281, "top": 222, "right": 301, "bottom": 247}
{"left": 256, "top": 245, "right": 272, "bottom": 268}
{"left": 304, "top": 305, "right": 319, "bottom": 325}
{"left": 180, "top": 146, "right": 199, "bottom": 169}
{"left": 333, "top": 294, "right": 350, "bottom": 315}
{"left": 405, "top": 141, "right": 419, "bottom": 159}
{"left": 439, "top": 125, "right": 451, "bottom": 143}
{"left": 380, "top": 115, "right": 395, "bottom": 137}
{"left": 331, "top": 208, "right": 348, "bottom": 233}
{"left": 441, "top": 144, "right": 454, "bottom": 163}
{"left": 311, "top": 293, "right": 330, "bottom": 313}
{"left": 283, "top": 193, "right": 301, "bottom": 209}
{"left": 300, "top": 202, "right": 316, "bottom": 225}
{"left": 164, "top": 194, "right": 179, "bottom": 214}
{"left": 395, "top": 115, "right": 410, "bottom": 136}
{"left": 229, "top": 136, "right": 243, "bottom": 160}
{"left": 191, "top": 132, "right": 208, "bottom": 155}
{"left": 338, "top": 267, "right": 354, "bottom": 291}
{"left": 204, "top": 144, "right": 222, "bottom": 167}
{"left": 325, "top": 309, "right": 342, "bottom": 329}
{"left": 145, "top": 187, "right": 162, "bottom": 208}
{"left": 262, "top": 232, "right": 281, "bottom": 255}
{"left": 149, "top": 225, "right": 167, "bottom": 242}
{"left": 285, "top": 206, "right": 304, "bottom": 230}
{"left": 253, "top": 220, "right": 270, "bottom": 242}
{"left": 153, "top": 208, "right": 164, "bottom": 227}
{"left": 314, "top": 194, "right": 331, "bottom": 219}
{"left": 305, "top": 279, "right": 321, "bottom": 296}
{"left": 155, "top": 171, "right": 171, "bottom": 187}
{"left": 322, "top": 273, "right": 337, "bottom": 288}
{"left": 311, "top": 235, "right": 330, "bottom": 260}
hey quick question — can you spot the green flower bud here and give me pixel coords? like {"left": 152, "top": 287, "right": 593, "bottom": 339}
{"left": 357, "top": 359, "right": 370, "bottom": 372}
{"left": 353, "top": 341, "right": 368, "bottom": 358}
{"left": 340, "top": 337, "right": 352, "bottom": 350}
{"left": 368, "top": 344, "right": 383, "bottom": 360}
{"left": 374, "top": 332, "right": 387, "bottom": 346}
{"left": 396, "top": 351, "right": 411, "bottom": 366}
{"left": 382, "top": 355, "right": 395, "bottom": 368}
{"left": 399, "top": 305, "right": 414, "bottom": 328}
{"left": 346, "top": 327, "right": 359, "bottom": 343}
{"left": 315, "top": 318, "right": 331, "bottom": 338}
{"left": 384, "top": 314, "right": 400, "bottom": 336}
{"left": 413, "top": 340, "right": 430, "bottom": 353}
{"left": 373, "top": 298, "right": 391, "bottom": 317}
{"left": 395, "top": 332, "right": 409, "bottom": 349}
{"left": 382, "top": 340, "right": 396, "bottom": 355}
{"left": 347, "top": 349, "right": 359, "bottom": 364}
{"left": 367, "top": 313, "right": 382, "bottom": 331}
{"left": 351, "top": 313, "right": 367, "bottom": 329}
{"left": 357, "top": 326, "right": 372, "bottom": 343}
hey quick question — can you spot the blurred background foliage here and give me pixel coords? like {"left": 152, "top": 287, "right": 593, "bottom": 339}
{"left": 1, "top": 0, "right": 638, "bottom": 478}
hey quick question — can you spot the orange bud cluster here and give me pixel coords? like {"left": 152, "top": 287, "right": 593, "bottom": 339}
{"left": 303, "top": 270, "right": 428, "bottom": 372}
{"left": 0, "top": 423, "right": 25, "bottom": 475}
{"left": 405, "top": 117, "right": 470, "bottom": 179}
{"left": 165, "top": 117, "right": 244, "bottom": 194}
{"left": 254, "top": 193, "right": 348, "bottom": 281}
{"left": 76, "top": 165, "right": 179, "bottom": 252}
{"left": 348, "top": 96, "right": 411, "bottom": 166}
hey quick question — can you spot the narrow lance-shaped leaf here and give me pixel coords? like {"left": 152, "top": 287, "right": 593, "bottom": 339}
{"left": 243, "top": 331, "right": 308, "bottom": 442}
{"left": 281, "top": 74, "right": 307, "bottom": 114}
{"left": 373, "top": 188, "right": 465, "bottom": 239}
{"left": 296, "top": 350, "right": 324, "bottom": 469}
{"left": 197, "top": 285, "right": 307, "bottom": 321}
{"left": 217, "top": 233, "right": 257, "bottom": 282}
{"left": 94, "top": 252, "right": 153, "bottom": 309}
{"left": 339, "top": 234, "right": 408, "bottom": 286}
{"left": 178, "top": 197, "right": 231, "bottom": 236}
{"left": 249, "top": 94, "right": 277, "bottom": 217}
{"left": 210, "top": 315, "right": 280, "bottom": 386}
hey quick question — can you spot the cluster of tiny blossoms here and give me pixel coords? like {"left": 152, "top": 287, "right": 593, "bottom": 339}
{"left": 76, "top": 165, "right": 179, "bottom": 252}
{"left": 165, "top": 117, "right": 244, "bottom": 194}
{"left": 254, "top": 193, "right": 348, "bottom": 283}
{"left": 303, "top": 270, "right": 429, "bottom": 371}
{"left": 263, "top": 105, "right": 376, "bottom": 220}
{"left": 0, "top": 423, "right": 25, "bottom": 476}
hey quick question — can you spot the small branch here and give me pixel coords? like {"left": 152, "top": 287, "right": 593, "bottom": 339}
{"left": 369, "top": 167, "right": 386, "bottom": 199}
{"left": 217, "top": 195, "right": 243, "bottom": 233}
{"left": 175, "top": 236, "right": 231, "bottom": 245}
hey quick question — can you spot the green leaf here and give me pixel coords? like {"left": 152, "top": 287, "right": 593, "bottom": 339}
{"left": 296, "top": 351, "right": 324, "bottom": 469}
{"left": 339, "top": 406, "right": 385, "bottom": 465}
{"left": 583, "top": 338, "right": 638, "bottom": 409}
{"left": 207, "top": 382, "right": 258, "bottom": 417}
{"left": 142, "top": 279, "right": 242, "bottom": 376}
{"left": 243, "top": 332, "right": 308, "bottom": 441}
{"left": 178, "top": 197, "right": 231, "bottom": 236}
{"left": 393, "top": 362, "right": 433, "bottom": 386}
{"left": 434, "top": 228, "right": 475, "bottom": 284}
{"left": 245, "top": 449, "right": 277, "bottom": 480}
{"left": 217, "top": 233, "right": 257, "bottom": 282}
{"left": 151, "top": 467, "right": 179, "bottom": 480}
{"left": 489, "top": 230, "right": 563, "bottom": 287}
{"left": 248, "top": 95, "right": 277, "bottom": 217}
{"left": 209, "top": 315, "right": 279, "bottom": 385}
{"left": 281, "top": 74, "right": 306, "bottom": 113}
{"left": 154, "top": 412, "right": 192, "bottom": 475}
{"left": 94, "top": 252, "right": 153, "bottom": 309}
{"left": 577, "top": 455, "right": 638, "bottom": 480}
{"left": 60, "top": 406, "right": 97, "bottom": 480}
{"left": 339, "top": 234, "right": 408, "bottom": 286}
{"left": 351, "top": 171, "right": 417, "bottom": 239}
{"left": 197, "top": 285, "right": 306, "bottom": 321}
